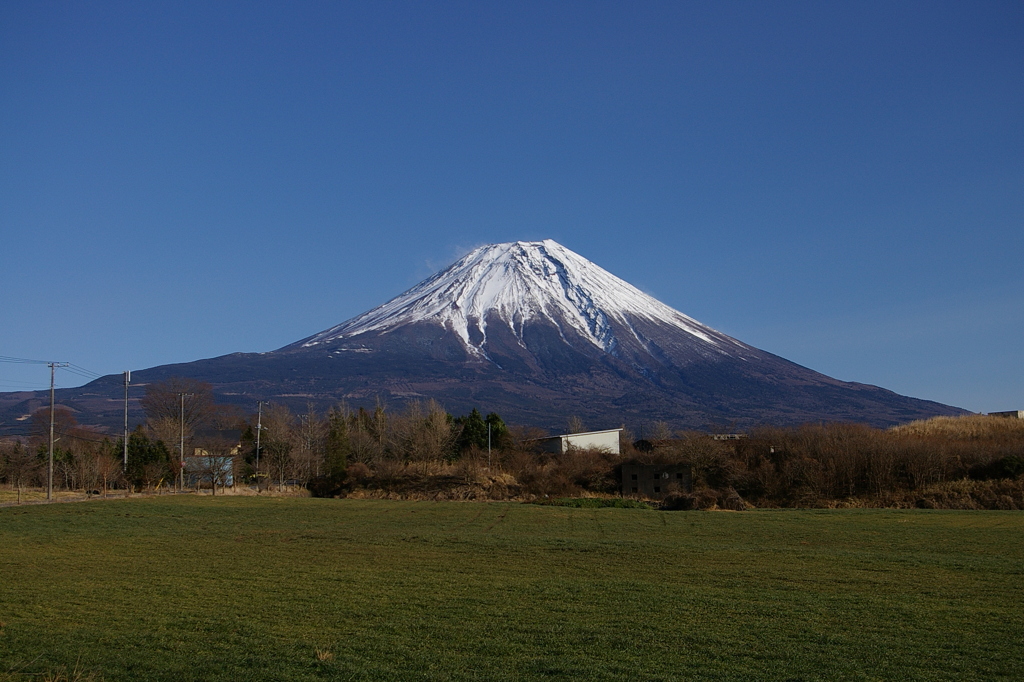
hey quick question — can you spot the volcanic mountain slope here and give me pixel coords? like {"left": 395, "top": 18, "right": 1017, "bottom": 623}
{"left": 0, "top": 240, "right": 965, "bottom": 432}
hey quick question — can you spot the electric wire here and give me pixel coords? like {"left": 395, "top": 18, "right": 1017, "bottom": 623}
{"left": 0, "top": 356, "right": 53, "bottom": 365}
{"left": 60, "top": 367, "right": 102, "bottom": 382}
{"left": 67, "top": 363, "right": 103, "bottom": 378}
{"left": 0, "top": 379, "right": 51, "bottom": 389}
{"left": 0, "top": 360, "right": 133, "bottom": 453}
{"left": 0, "top": 356, "right": 111, "bottom": 378}
{"left": 0, "top": 357, "right": 117, "bottom": 390}
{"left": 0, "top": 426, "right": 120, "bottom": 445}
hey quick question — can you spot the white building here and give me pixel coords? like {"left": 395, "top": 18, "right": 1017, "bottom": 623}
{"left": 989, "top": 410, "right": 1024, "bottom": 419}
{"left": 533, "top": 428, "right": 622, "bottom": 455}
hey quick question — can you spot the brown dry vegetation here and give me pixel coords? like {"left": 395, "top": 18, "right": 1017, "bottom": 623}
{"left": 341, "top": 445, "right": 622, "bottom": 502}
{"left": 327, "top": 414, "right": 1024, "bottom": 510}
{"left": 5, "top": 388, "right": 1023, "bottom": 511}
{"left": 891, "top": 413, "right": 1024, "bottom": 437}
{"left": 713, "top": 415, "right": 1024, "bottom": 509}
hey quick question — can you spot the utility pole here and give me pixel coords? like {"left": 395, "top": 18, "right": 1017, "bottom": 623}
{"left": 178, "top": 392, "right": 194, "bottom": 490}
{"left": 254, "top": 401, "right": 263, "bottom": 493}
{"left": 123, "top": 371, "right": 131, "bottom": 470}
{"left": 487, "top": 421, "right": 492, "bottom": 469}
{"left": 46, "top": 362, "right": 69, "bottom": 502}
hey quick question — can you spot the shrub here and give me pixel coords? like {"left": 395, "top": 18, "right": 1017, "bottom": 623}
{"left": 969, "top": 455, "right": 1024, "bottom": 481}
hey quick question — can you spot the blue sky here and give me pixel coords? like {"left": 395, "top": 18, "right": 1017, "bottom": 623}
{"left": 1, "top": 1, "right": 1021, "bottom": 413}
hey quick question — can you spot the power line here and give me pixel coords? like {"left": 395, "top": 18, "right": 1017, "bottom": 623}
{"left": 0, "top": 356, "right": 109, "bottom": 378}
{"left": 0, "top": 380, "right": 51, "bottom": 390}
{"left": 0, "top": 428, "right": 119, "bottom": 445}
{"left": 58, "top": 369, "right": 93, "bottom": 381}
{"left": 63, "top": 366, "right": 101, "bottom": 379}
{"left": 0, "top": 359, "right": 113, "bottom": 389}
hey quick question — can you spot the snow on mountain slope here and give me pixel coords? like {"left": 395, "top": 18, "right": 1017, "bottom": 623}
{"left": 297, "top": 240, "right": 748, "bottom": 359}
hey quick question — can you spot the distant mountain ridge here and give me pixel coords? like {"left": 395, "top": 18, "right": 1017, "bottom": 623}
{"left": 0, "top": 240, "right": 966, "bottom": 433}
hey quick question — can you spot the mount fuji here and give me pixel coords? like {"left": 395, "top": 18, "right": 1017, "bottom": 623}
{"left": 0, "top": 240, "right": 965, "bottom": 431}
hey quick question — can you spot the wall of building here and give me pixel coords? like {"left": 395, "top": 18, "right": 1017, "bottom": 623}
{"left": 621, "top": 463, "right": 692, "bottom": 499}
{"left": 536, "top": 429, "right": 622, "bottom": 454}
{"left": 564, "top": 430, "right": 621, "bottom": 454}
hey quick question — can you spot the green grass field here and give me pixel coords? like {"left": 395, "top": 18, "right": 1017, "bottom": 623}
{"left": 1, "top": 497, "right": 1022, "bottom": 681}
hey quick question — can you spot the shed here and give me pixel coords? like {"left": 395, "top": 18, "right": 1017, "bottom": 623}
{"left": 989, "top": 410, "right": 1024, "bottom": 419}
{"left": 184, "top": 454, "right": 235, "bottom": 488}
{"left": 533, "top": 428, "right": 622, "bottom": 455}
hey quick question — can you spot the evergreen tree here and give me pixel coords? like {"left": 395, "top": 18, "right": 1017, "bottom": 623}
{"left": 456, "top": 409, "right": 488, "bottom": 451}
{"left": 484, "top": 412, "right": 510, "bottom": 449}
{"left": 325, "top": 407, "right": 350, "bottom": 480}
{"left": 239, "top": 424, "right": 256, "bottom": 465}
{"left": 3, "top": 441, "right": 38, "bottom": 503}
{"left": 123, "top": 425, "right": 172, "bottom": 488}
{"left": 308, "top": 406, "right": 352, "bottom": 497}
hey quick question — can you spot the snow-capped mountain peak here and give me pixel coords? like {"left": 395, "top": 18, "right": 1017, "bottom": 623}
{"left": 298, "top": 240, "right": 745, "bottom": 358}
{"left": 33, "top": 241, "right": 962, "bottom": 433}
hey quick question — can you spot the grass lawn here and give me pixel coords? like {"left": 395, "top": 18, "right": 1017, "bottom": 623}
{"left": 1, "top": 497, "right": 1022, "bottom": 681}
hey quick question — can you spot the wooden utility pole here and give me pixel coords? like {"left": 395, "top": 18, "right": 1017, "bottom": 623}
{"left": 178, "top": 392, "right": 194, "bottom": 490}
{"left": 123, "top": 370, "right": 131, "bottom": 470}
{"left": 47, "top": 362, "right": 69, "bottom": 502}
{"left": 255, "top": 401, "right": 263, "bottom": 493}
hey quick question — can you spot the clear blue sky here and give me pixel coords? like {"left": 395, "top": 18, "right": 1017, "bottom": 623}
{"left": 1, "top": 1, "right": 1021, "bottom": 413}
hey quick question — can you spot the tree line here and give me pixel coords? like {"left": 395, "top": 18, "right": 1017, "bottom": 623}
{"left": 0, "top": 377, "right": 516, "bottom": 499}
{"left": 629, "top": 416, "right": 1024, "bottom": 509}
{"left": 304, "top": 414, "right": 1024, "bottom": 509}
{"left": 3, "top": 380, "right": 1023, "bottom": 509}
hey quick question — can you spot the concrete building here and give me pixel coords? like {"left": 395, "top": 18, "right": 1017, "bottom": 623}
{"left": 533, "top": 428, "right": 622, "bottom": 455}
{"left": 989, "top": 410, "right": 1024, "bottom": 419}
{"left": 621, "top": 463, "right": 692, "bottom": 499}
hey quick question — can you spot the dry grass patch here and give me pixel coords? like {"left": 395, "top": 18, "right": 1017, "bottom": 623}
{"left": 892, "top": 414, "right": 1024, "bottom": 438}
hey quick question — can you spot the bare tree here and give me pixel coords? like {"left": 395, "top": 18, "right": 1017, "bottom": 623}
{"left": 190, "top": 435, "right": 237, "bottom": 495}
{"left": 95, "top": 449, "right": 120, "bottom": 497}
{"left": 29, "top": 407, "right": 108, "bottom": 492}
{"left": 349, "top": 406, "right": 387, "bottom": 465}
{"left": 140, "top": 378, "right": 215, "bottom": 428}
{"left": 260, "top": 403, "right": 296, "bottom": 490}
{"left": 30, "top": 407, "right": 78, "bottom": 491}
{"left": 74, "top": 441, "right": 102, "bottom": 493}
{"left": 292, "top": 404, "right": 327, "bottom": 485}
{"left": 30, "top": 405, "right": 79, "bottom": 444}
{"left": 2, "top": 441, "right": 39, "bottom": 504}
{"left": 393, "top": 400, "right": 459, "bottom": 462}
{"left": 141, "top": 378, "right": 216, "bottom": 472}
{"left": 650, "top": 421, "right": 673, "bottom": 441}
